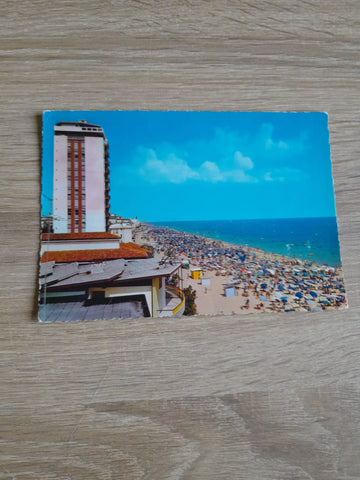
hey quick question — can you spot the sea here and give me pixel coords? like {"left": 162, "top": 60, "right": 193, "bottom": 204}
{"left": 151, "top": 217, "right": 343, "bottom": 267}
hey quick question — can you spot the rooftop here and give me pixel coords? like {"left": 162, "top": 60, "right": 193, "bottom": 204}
{"left": 40, "top": 243, "right": 148, "bottom": 263}
{"left": 56, "top": 120, "right": 101, "bottom": 128}
{"left": 41, "top": 257, "right": 181, "bottom": 289}
{"left": 40, "top": 259, "right": 125, "bottom": 288}
{"left": 39, "top": 298, "right": 147, "bottom": 322}
{"left": 110, "top": 223, "right": 133, "bottom": 229}
{"left": 54, "top": 121, "right": 105, "bottom": 136}
{"left": 41, "top": 232, "right": 120, "bottom": 241}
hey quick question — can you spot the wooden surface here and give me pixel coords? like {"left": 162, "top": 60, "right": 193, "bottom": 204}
{"left": 1, "top": 1, "right": 360, "bottom": 478}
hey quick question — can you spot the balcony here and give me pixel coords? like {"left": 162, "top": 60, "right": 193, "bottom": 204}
{"left": 159, "top": 286, "right": 185, "bottom": 317}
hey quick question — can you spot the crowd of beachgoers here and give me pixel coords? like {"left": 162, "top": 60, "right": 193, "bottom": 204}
{"left": 138, "top": 224, "right": 347, "bottom": 315}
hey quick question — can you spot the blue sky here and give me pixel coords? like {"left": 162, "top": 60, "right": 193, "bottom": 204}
{"left": 42, "top": 111, "right": 336, "bottom": 221}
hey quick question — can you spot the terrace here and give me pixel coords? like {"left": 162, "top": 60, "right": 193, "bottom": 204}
{"left": 159, "top": 286, "right": 185, "bottom": 317}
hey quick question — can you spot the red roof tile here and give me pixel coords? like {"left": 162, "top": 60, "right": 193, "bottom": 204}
{"left": 41, "top": 232, "right": 120, "bottom": 241}
{"left": 41, "top": 243, "right": 148, "bottom": 263}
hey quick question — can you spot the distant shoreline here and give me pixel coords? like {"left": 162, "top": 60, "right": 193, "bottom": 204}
{"left": 143, "top": 220, "right": 341, "bottom": 267}
{"left": 146, "top": 223, "right": 306, "bottom": 266}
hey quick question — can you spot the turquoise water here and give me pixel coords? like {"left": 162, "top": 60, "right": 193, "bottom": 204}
{"left": 151, "top": 217, "right": 342, "bottom": 266}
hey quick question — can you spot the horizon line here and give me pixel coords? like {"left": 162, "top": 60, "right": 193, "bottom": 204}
{"left": 144, "top": 215, "right": 337, "bottom": 223}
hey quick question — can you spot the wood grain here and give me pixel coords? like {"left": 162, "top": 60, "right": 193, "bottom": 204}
{"left": 1, "top": 1, "right": 360, "bottom": 478}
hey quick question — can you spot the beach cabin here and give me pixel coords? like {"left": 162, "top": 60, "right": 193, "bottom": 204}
{"left": 201, "top": 278, "right": 210, "bottom": 286}
{"left": 224, "top": 286, "right": 236, "bottom": 297}
{"left": 190, "top": 268, "right": 203, "bottom": 280}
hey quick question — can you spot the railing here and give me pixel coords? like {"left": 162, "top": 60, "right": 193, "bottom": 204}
{"left": 165, "top": 286, "right": 185, "bottom": 316}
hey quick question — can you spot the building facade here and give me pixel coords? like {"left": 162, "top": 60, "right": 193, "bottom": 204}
{"left": 53, "top": 120, "right": 110, "bottom": 233}
{"left": 109, "top": 223, "right": 133, "bottom": 243}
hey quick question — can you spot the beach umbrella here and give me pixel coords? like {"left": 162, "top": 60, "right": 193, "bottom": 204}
{"left": 320, "top": 300, "right": 330, "bottom": 305}
{"left": 278, "top": 284, "right": 285, "bottom": 291}
{"left": 260, "top": 283, "right": 267, "bottom": 288}
{"left": 295, "top": 292, "right": 303, "bottom": 299}
{"left": 312, "top": 307, "right": 322, "bottom": 311}
{"left": 260, "top": 295, "right": 268, "bottom": 302}
{"left": 309, "top": 291, "right": 318, "bottom": 298}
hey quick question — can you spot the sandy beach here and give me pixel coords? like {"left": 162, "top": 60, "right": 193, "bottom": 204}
{"left": 136, "top": 224, "right": 347, "bottom": 317}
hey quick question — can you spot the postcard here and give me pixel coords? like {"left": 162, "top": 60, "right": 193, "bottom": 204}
{"left": 39, "top": 111, "right": 347, "bottom": 322}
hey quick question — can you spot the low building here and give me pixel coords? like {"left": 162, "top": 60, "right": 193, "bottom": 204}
{"left": 40, "top": 232, "right": 121, "bottom": 256}
{"left": 39, "top": 257, "right": 185, "bottom": 322}
{"left": 40, "top": 242, "right": 149, "bottom": 263}
{"left": 109, "top": 223, "right": 133, "bottom": 243}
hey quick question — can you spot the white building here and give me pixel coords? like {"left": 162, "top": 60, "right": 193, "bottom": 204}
{"left": 39, "top": 232, "right": 121, "bottom": 256}
{"left": 109, "top": 223, "right": 133, "bottom": 243}
{"left": 53, "top": 120, "right": 110, "bottom": 233}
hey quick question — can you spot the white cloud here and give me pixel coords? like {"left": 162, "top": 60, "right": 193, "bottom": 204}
{"left": 134, "top": 124, "right": 306, "bottom": 186}
{"left": 138, "top": 148, "right": 199, "bottom": 184}
{"left": 136, "top": 145, "right": 257, "bottom": 184}
{"left": 260, "top": 123, "right": 305, "bottom": 156}
{"left": 230, "top": 170, "right": 257, "bottom": 183}
{"left": 199, "top": 161, "right": 225, "bottom": 183}
{"left": 234, "top": 151, "right": 253, "bottom": 170}
{"left": 264, "top": 172, "right": 273, "bottom": 182}
{"left": 199, "top": 159, "right": 257, "bottom": 183}
{"left": 263, "top": 168, "right": 305, "bottom": 183}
